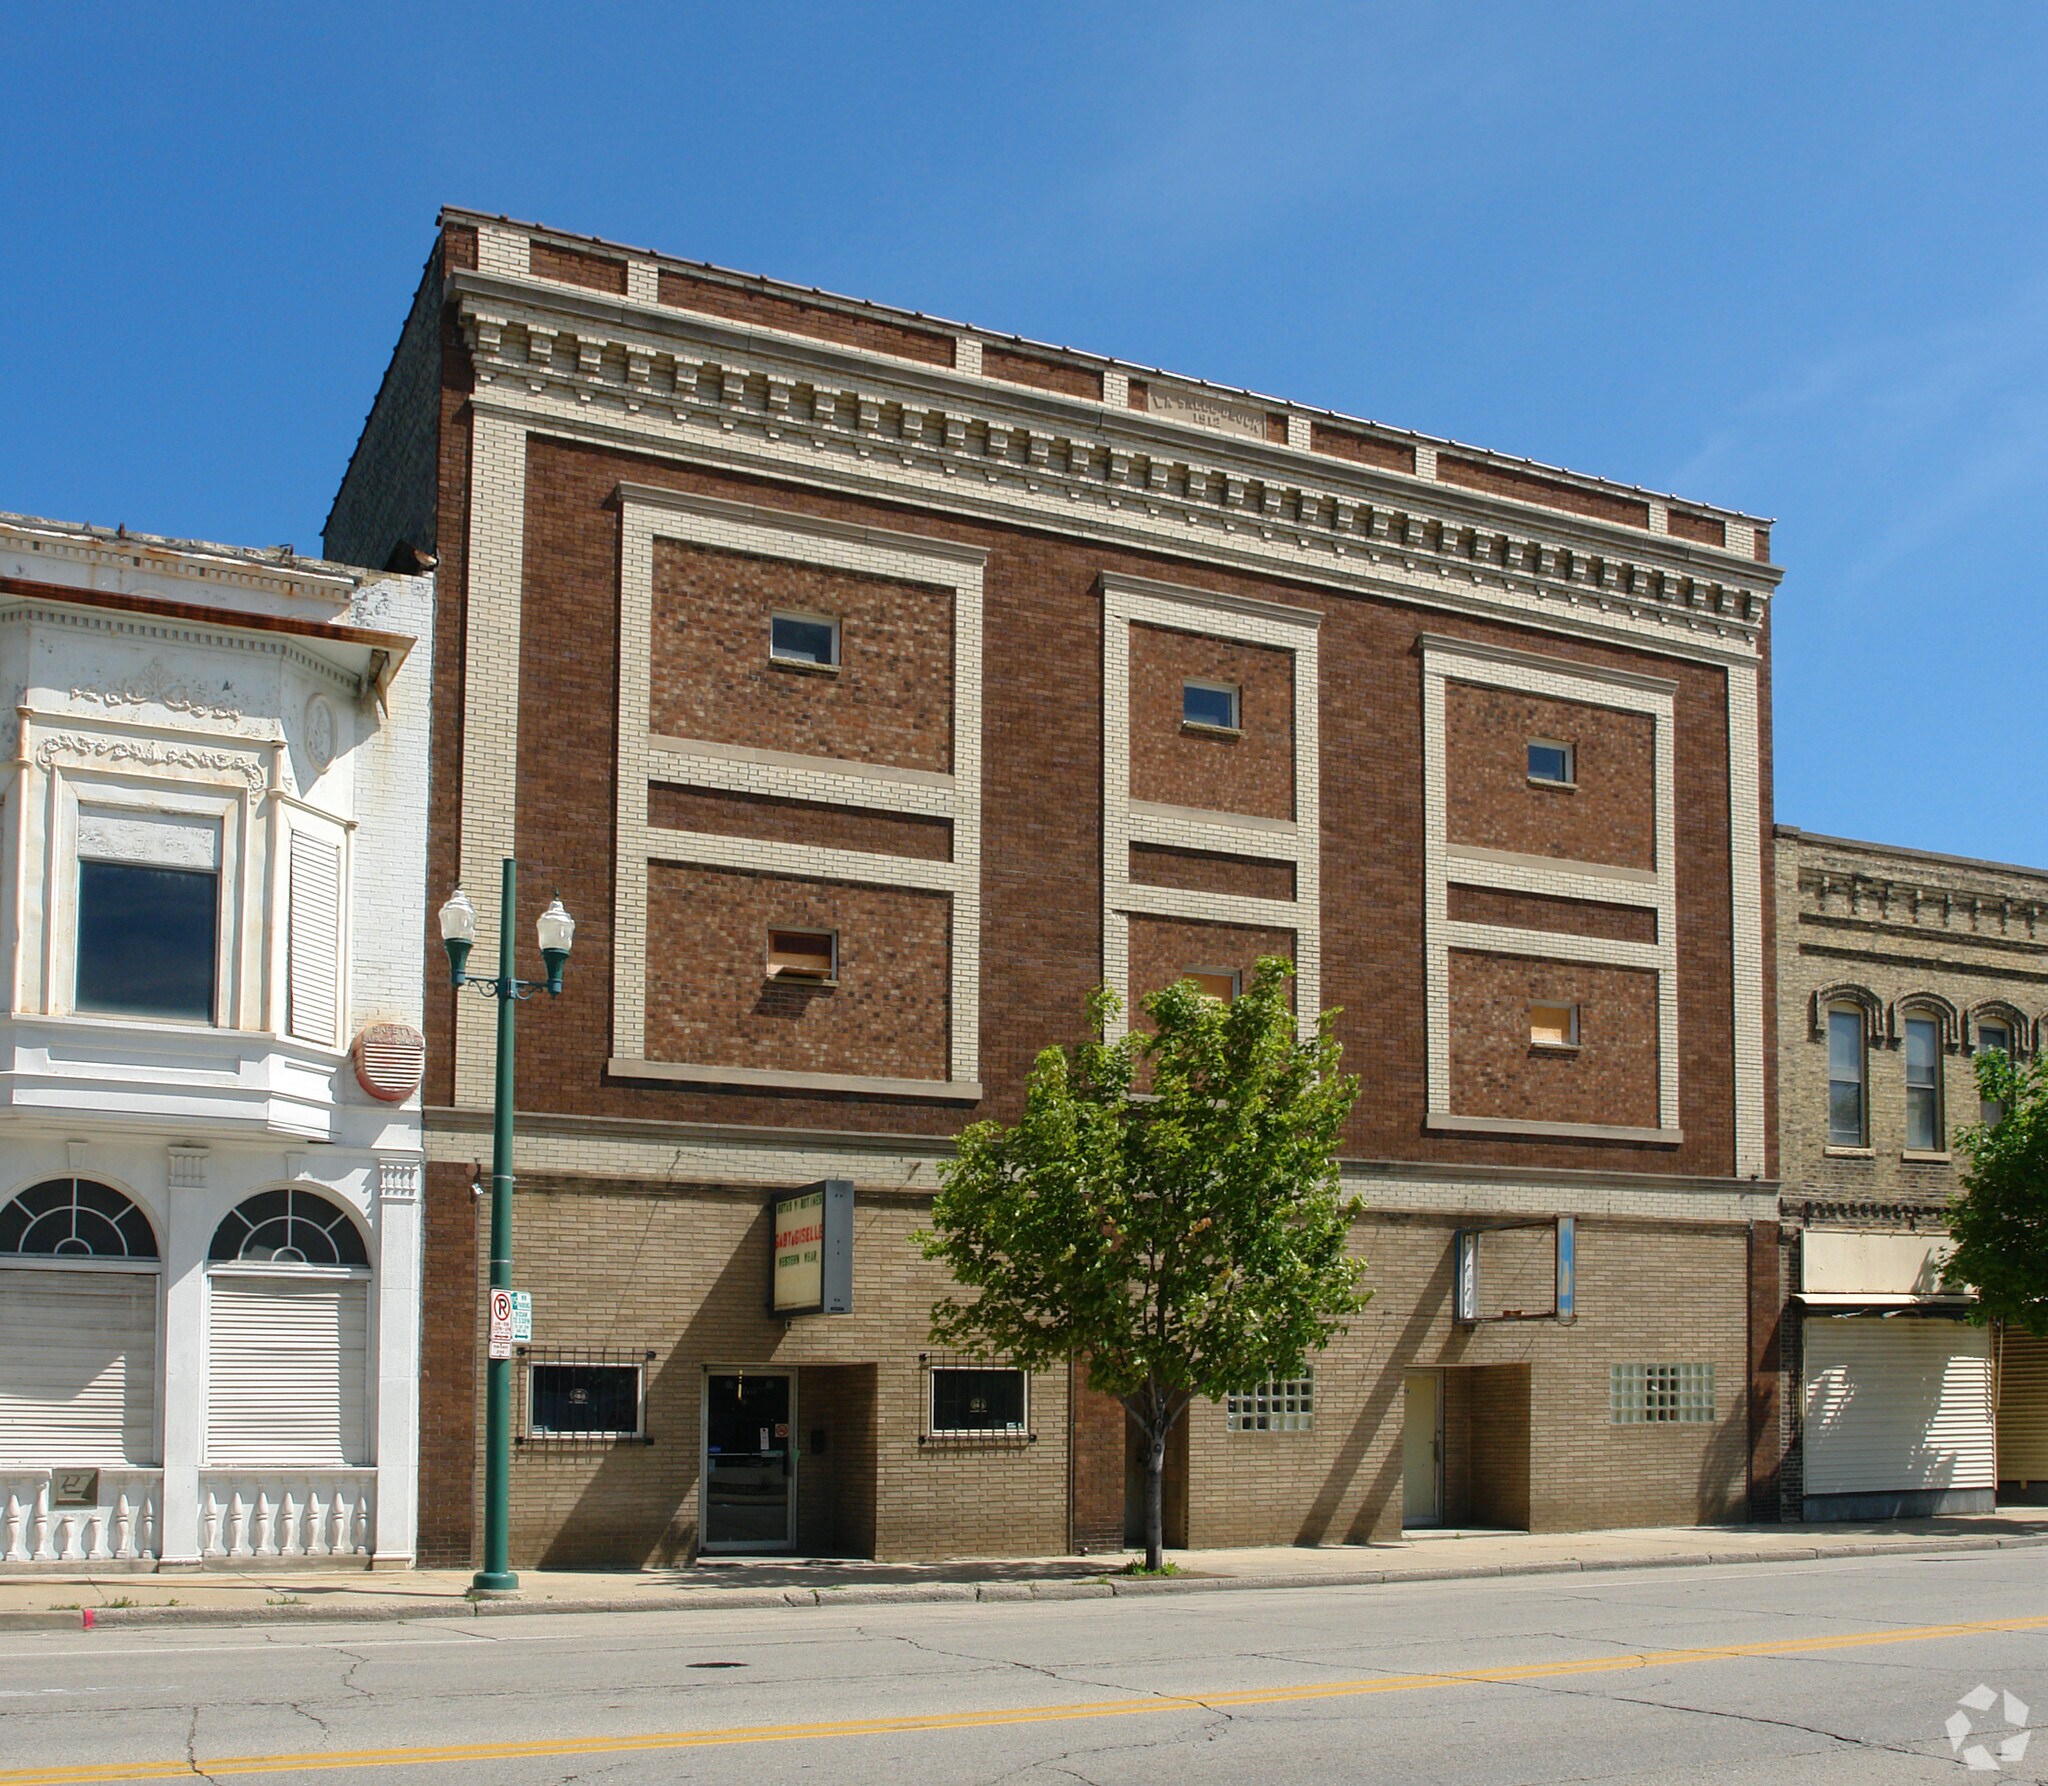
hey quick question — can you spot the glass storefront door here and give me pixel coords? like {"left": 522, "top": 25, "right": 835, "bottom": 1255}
{"left": 702, "top": 1370, "right": 795, "bottom": 1551}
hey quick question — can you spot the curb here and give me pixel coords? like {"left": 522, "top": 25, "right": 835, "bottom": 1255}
{"left": 10, "top": 1532, "right": 2045, "bottom": 1632}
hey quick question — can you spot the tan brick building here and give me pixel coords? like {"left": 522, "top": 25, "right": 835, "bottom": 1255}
{"left": 1775, "top": 827, "right": 2048, "bottom": 1518}
{"left": 329, "top": 210, "right": 1784, "bottom": 1566}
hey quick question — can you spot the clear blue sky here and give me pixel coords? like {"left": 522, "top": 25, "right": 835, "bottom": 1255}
{"left": 7, "top": 5, "right": 2046, "bottom": 864}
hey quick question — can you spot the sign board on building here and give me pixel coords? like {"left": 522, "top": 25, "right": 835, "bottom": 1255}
{"left": 1556, "top": 1215, "right": 1575, "bottom": 1323}
{"left": 488, "top": 1288, "right": 514, "bottom": 1359}
{"left": 770, "top": 1179, "right": 854, "bottom": 1316}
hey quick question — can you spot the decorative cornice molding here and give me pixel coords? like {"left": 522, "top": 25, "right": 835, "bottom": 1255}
{"left": 452, "top": 287, "right": 1772, "bottom": 667}
{"left": 32, "top": 730, "right": 267, "bottom": 790}
{"left": 69, "top": 656, "right": 241, "bottom": 723}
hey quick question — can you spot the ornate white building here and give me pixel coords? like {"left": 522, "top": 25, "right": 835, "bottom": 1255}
{"left": 0, "top": 515, "right": 431, "bottom": 1569}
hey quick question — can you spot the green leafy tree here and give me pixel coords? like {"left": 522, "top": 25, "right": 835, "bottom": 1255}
{"left": 1949, "top": 1048, "right": 2048, "bottom": 1332}
{"left": 920, "top": 957, "right": 1368, "bottom": 1570}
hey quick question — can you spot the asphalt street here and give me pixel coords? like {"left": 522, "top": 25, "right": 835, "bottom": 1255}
{"left": 3, "top": 1550, "right": 2047, "bottom": 1784}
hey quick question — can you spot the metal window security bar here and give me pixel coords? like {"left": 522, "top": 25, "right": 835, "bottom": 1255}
{"left": 918, "top": 1354, "right": 1035, "bottom": 1444}
{"left": 515, "top": 1346, "right": 657, "bottom": 1449}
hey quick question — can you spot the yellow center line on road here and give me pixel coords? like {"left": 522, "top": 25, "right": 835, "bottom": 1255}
{"left": 8, "top": 1610, "right": 2048, "bottom": 1783}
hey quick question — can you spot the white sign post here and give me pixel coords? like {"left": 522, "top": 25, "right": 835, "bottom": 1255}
{"left": 488, "top": 1288, "right": 514, "bottom": 1360}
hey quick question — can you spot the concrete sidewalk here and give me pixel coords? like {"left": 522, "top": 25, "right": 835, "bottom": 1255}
{"left": 6, "top": 1513, "right": 2046, "bottom": 1630}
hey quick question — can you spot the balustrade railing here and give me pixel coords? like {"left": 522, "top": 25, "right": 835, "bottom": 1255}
{"left": 0, "top": 1471, "right": 162, "bottom": 1565}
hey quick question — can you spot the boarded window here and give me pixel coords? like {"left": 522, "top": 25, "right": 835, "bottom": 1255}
{"left": 766, "top": 928, "right": 836, "bottom": 980}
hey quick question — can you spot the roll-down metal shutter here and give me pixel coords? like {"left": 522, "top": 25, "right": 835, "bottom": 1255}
{"left": 0, "top": 1269, "right": 159, "bottom": 1465}
{"left": 206, "top": 1277, "right": 369, "bottom": 1467}
{"left": 1998, "top": 1331, "right": 2048, "bottom": 1483}
{"left": 1803, "top": 1316, "right": 1991, "bottom": 1496}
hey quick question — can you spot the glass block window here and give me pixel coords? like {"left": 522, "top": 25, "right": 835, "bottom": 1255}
{"left": 1227, "top": 1374, "right": 1315, "bottom": 1432}
{"left": 1610, "top": 1362, "right": 1714, "bottom": 1424}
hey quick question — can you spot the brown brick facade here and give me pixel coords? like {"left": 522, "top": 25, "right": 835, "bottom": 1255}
{"left": 656, "top": 267, "right": 956, "bottom": 366}
{"left": 980, "top": 343, "right": 1102, "bottom": 400}
{"left": 530, "top": 239, "right": 628, "bottom": 294}
{"left": 646, "top": 864, "right": 951, "bottom": 1080}
{"left": 1444, "top": 682, "right": 1657, "bottom": 869}
{"left": 651, "top": 537, "right": 954, "bottom": 771}
{"left": 329, "top": 212, "right": 1777, "bottom": 1568}
{"left": 1448, "top": 951, "right": 1661, "bottom": 1128}
{"left": 1129, "top": 624, "right": 1294, "bottom": 819}
{"left": 1436, "top": 456, "right": 1652, "bottom": 530}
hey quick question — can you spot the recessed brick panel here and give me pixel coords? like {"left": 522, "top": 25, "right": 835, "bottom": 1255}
{"left": 650, "top": 784, "right": 952, "bottom": 862}
{"left": 1448, "top": 949, "right": 1660, "bottom": 1128}
{"left": 1447, "top": 883, "right": 1658, "bottom": 944}
{"left": 646, "top": 862, "right": 950, "bottom": 1080}
{"left": 1668, "top": 509, "right": 1727, "bottom": 548}
{"left": 656, "top": 267, "right": 955, "bottom": 366}
{"left": 1310, "top": 422, "right": 1416, "bottom": 475}
{"left": 1129, "top": 842, "right": 1295, "bottom": 902}
{"left": 651, "top": 537, "right": 954, "bottom": 772}
{"left": 1129, "top": 623, "right": 1294, "bottom": 819}
{"left": 530, "top": 240, "right": 628, "bottom": 295}
{"left": 980, "top": 344, "right": 1102, "bottom": 400}
{"left": 1127, "top": 916, "right": 1296, "bottom": 1011}
{"left": 1444, "top": 682, "right": 1656, "bottom": 870}
{"left": 1437, "top": 456, "right": 1651, "bottom": 530}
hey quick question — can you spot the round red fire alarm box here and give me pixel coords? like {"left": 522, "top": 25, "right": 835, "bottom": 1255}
{"left": 353, "top": 1023, "right": 426, "bottom": 1102}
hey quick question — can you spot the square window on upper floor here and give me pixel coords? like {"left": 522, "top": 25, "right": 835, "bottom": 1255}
{"left": 769, "top": 611, "right": 839, "bottom": 670}
{"left": 1527, "top": 739, "right": 1575, "bottom": 786}
{"left": 1182, "top": 679, "right": 1240, "bottom": 733}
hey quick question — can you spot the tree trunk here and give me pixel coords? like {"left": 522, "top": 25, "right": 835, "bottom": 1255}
{"left": 1144, "top": 1421, "right": 1166, "bottom": 1572}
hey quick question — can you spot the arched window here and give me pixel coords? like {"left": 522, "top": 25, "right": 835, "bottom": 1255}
{"left": 209, "top": 1189, "right": 367, "bottom": 1267}
{"left": 0, "top": 1178, "right": 158, "bottom": 1259}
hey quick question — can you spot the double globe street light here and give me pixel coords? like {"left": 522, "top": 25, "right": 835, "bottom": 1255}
{"left": 438, "top": 861, "right": 573, "bottom": 1595}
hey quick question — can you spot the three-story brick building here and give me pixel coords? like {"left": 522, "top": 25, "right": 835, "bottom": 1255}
{"left": 329, "top": 210, "right": 1785, "bottom": 1566}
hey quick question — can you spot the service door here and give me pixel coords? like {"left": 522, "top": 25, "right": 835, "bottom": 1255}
{"left": 1803, "top": 1316, "right": 1991, "bottom": 1501}
{"left": 1403, "top": 1372, "right": 1442, "bottom": 1528}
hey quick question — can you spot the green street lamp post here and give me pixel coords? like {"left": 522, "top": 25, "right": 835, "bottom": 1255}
{"left": 438, "top": 859, "right": 574, "bottom": 1595}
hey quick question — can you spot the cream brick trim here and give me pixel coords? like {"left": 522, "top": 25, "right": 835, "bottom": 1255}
{"left": 1726, "top": 661, "right": 1767, "bottom": 1176}
{"left": 1421, "top": 635, "right": 1680, "bottom": 1136}
{"left": 419, "top": 1110, "right": 1771, "bottom": 1221}
{"left": 452, "top": 409, "right": 527, "bottom": 1106}
{"left": 613, "top": 487, "right": 983, "bottom": 1094}
{"left": 649, "top": 737, "right": 956, "bottom": 807}
{"left": 1425, "top": 1113, "right": 1683, "bottom": 1145}
{"left": 1100, "top": 573, "right": 1320, "bottom": 1041}
{"left": 607, "top": 1057, "right": 981, "bottom": 1101}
